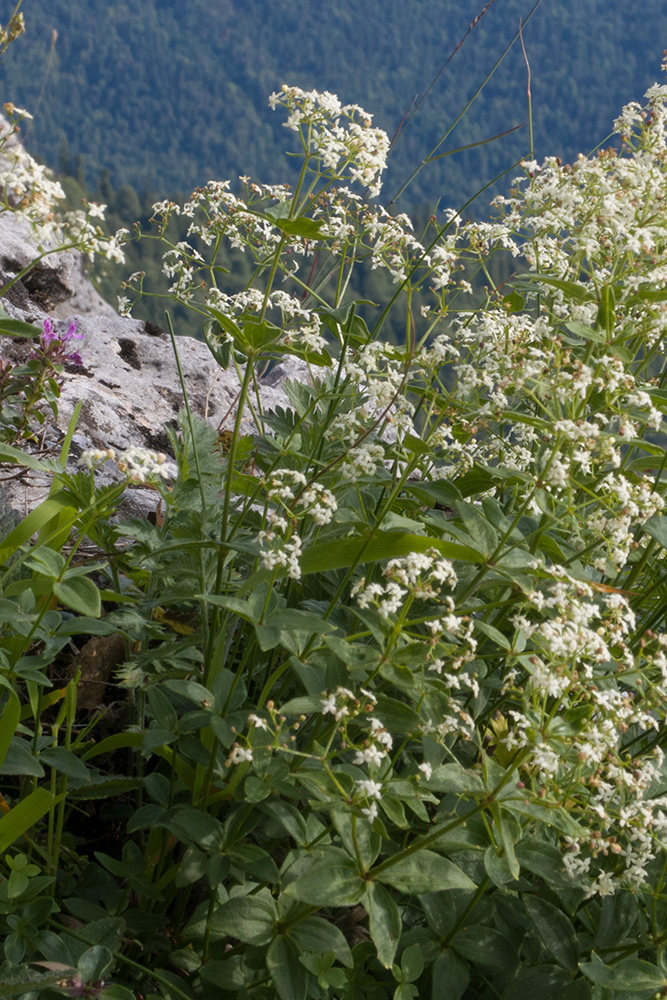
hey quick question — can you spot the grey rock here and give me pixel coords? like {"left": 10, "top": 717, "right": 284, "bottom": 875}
{"left": 0, "top": 212, "right": 312, "bottom": 517}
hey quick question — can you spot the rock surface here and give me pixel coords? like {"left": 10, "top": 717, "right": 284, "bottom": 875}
{"left": 0, "top": 213, "right": 307, "bottom": 516}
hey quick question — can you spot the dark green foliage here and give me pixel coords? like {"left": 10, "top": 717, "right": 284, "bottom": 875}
{"left": 0, "top": 0, "right": 666, "bottom": 209}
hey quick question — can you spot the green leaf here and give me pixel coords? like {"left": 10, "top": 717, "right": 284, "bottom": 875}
{"left": 524, "top": 895, "right": 579, "bottom": 972}
{"left": 514, "top": 837, "right": 584, "bottom": 888}
{"left": 0, "top": 739, "right": 44, "bottom": 777}
{"left": 595, "top": 284, "right": 616, "bottom": 337}
{"left": 0, "top": 319, "right": 42, "bottom": 338}
{"left": 267, "top": 936, "right": 308, "bottom": 1000}
{"left": 0, "top": 788, "right": 58, "bottom": 852}
{"left": 579, "top": 957, "right": 667, "bottom": 991}
{"left": 228, "top": 843, "right": 280, "bottom": 885}
{"left": 422, "top": 763, "right": 484, "bottom": 795}
{"left": 209, "top": 894, "right": 277, "bottom": 946}
{"left": 456, "top": 500, "right": 498, "bottom": 558}
{"left": 300, "top": 531, "right": 484, "bottom": 577}
{"left": 67, "top": 776, "right": 142, "bottom": 799}
{"left": 484, "top": 847, "right": 514, "bottom": 887}
{"left": 523, "top": 274, "right": 592, "bottom": 303}
{"left": 243, "top": 316, "right": 282, "bottom": 350}
{"left": 453, "top": 925, "right": 516, "bottom": 969}
{"left": 364, "top": 882, "right": 401, "bottom": 968}
{"left": 289, "top": 916, "right": 353, "bottom": 969}
{"left": 401, "top": 943, "right": 424, "bottom": 983}
{"left": 552, "top": 982, "right": 591, "bottom": 1000}
{"left": 564, "top": 321, "right": 606, "bottom": 343}
{"left": 374, "top": 851, "right": 475, "bottom": 894}
{"left": 431, "top": 950, "right": 469, "bottom": 1000}
{"left": 279, "top": 695, "right": 324, "bottom": 715}
{"left": 24, "top": 547, "right": 66, "bottom": 577}
{"left": 0, "top": 694, "right": 20, "bottom": 773}
{"left": 39, "top": 746, "right": 90, "bottom": 782}
{"left": 644, "top": 514, "right": 667, "bottom": 550}
{"left": 499, "top": 965, "right": 571, "bottom": 1000}
{"left": 374, "top": 695, "right": 422, "bottom": 735}
{"left": 53, "top": 575, "right": 101, "bottom": 617}
{"left": 272, "top": 216, "right": 324, "bottom": 239}
{"left": 206, "top": 307, "right": 243, "bottom": 343}
{"left": 81, "top": 732, "right": 144, "bottom": 761}
{"left": 502, "top": 291, "right": 525, "bottom": 313}
{"left": 57, "top": 617, "right": 120, "bottom": 637}
{"left": 288, "top": 850, "right": 366, "bottom": 906}
{"left": 0, "top": 440, "right": 60, "bottom": 474}
{"left": 78, "top": 945, "right": 114, "bottom": 984}
{"left": 0, "top": 967, "right": 77, "bottom": 997}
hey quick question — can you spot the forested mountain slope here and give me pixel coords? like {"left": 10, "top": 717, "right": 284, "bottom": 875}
{"left": 1, "top": 0, "right": 666, "bottom": 211}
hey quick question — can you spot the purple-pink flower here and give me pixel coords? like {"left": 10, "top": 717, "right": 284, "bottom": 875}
{"left": 33, "top": 317, "right": 84, "bottom": 367}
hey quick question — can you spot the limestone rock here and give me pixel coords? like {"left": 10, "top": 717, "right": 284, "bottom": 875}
{"left": 0, "top": 212, "right": 310, "bottom": 516}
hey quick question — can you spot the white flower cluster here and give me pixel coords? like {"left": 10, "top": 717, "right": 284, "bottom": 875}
{"left": 352, "top": 550, "right": 458, "bottom": 618}
{"left": 78, "top": 446, "right": 178, "bottom": 483}
{"left": 264, "top": 468, "right": 337, "bottom": 526}
{"left": 0, "top": 112, "right": 124, "bottom": 263}
{"left": 269, "top": 85, "right": 390, "bottom": 198}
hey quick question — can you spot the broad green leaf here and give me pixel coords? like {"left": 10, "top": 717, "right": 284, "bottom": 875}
{"left": 579, "top": 957, "right": 667, "bottom": 991}
{"left": 502, "top": 290, "right": 525, "bottom": 313}
{"left": 53, "top": 575, "right": 101, "bottom": 617}
{"left": 374, "top": 695, "right": 422, "bottom": 735}
{"left": 514, "top": 836, "right": 581, "bottom": 889}
{"left": 147, "top": 686, "right": 178, "bottom": 729}
{"left": 431, "top": 950, "right": 469, "bottom": 1000}
{"left": 243, "top": 316, "right": 282, "bottom": 350}
{"left": 364, "top": 883, "right": 401, "bottom": 968}
{"left": 552, "top": 981, "right": 591, "bottom": 1000}
{"left": 209, "top": 895, "right": 277, "bottom": 946}
{"left": 24, "top": 547, "right": 65, "bottom": 577}
{"left": 0, "top": 318, "right": 42, "bottom": 338}
{"left": 473, "top": 619, "right": 511, "bottom": 650}
{"left": 272, "top": 216, "right": 324, "bottom": 239}
{"left": 81, "top": 732, "right": 144, "bottom": 760}
{"left": 401, "top": 942, "right": 424, "bottom": 983}
{"left": 288, "top": 850, "right": 366, "bottom": 906}
{"left": 422, "top": 763, "right": 484, "bottom": 794}
{"left": 300, "top": 531, "right": 484, "bottom": 577}
{"left": 78, "top": 945, "right": 114, "bottom": 984}
{"left": 289, "top": 916, "right": 353, "bottom": 968}
{"left": 67, "top": 776, "right": 142, "bottom": 799}
{"left": 0, "top": 493, "right": 73, "bottom": 565}
{"left": 456, "top": 500, "right": 498, "bottom": 558}
{"left": 228, "top": 843, "right": 280, "bottom": 885}
{"left": 260, "top": 799, "right": 308, "bottom": 845}
{"left": 206, "top": 307, "right": 243, "bottom": 343}
{"left": 0, "top": 968, "right": 77, "bottom": 997}
{"left": 56, "top": 617, "right": 120, "bottom": 637}
{"left": 0, "top": 694, "right": 20, "bottom": 773}
{"left": 0, "top": 739, "right": 44, "bottom": 777}
{"left": 524, "top": 895, "right": 579, "bottom": 972}
{"left": 564, "top": 321, "right": 606, "bottom": 343}
{"left": 523, "top": 273, "right": 593, "bottom": 303}
{"left": 39, "top": 747, "right": 90, "bottom": 782}
{"left": 453, "top": 925, "right": 516, "bottom": 969}
{"left": 595, "top": 284, "right": 615, "bottom": 336}
{"left": 0, "top": 788, "right": 59, "bottom": 853}
{"left": 374, "top": 850, "right": 475, "bottom": 894}
{"left": 644, "top": 514, "right": 667, "bottom": 550}
{"left": 267, "top": 936, "right": 308, "bottom": 1000}
{"left": 484, "top": 847, "right": 514, "bottom": 887}
{"left": 0, "top": 440, "right": 60, "bottom": 474}
{"left": 499, "top": 965, "right": 571, "bottom": 1000}
{"left": 279, "top": 695, "right": 325, "bottom": 715}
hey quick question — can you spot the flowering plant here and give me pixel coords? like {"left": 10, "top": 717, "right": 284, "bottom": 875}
{"left": 8, "top": 62, "right": 667, "bottom": 1000}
